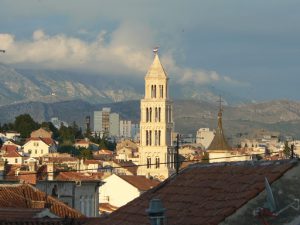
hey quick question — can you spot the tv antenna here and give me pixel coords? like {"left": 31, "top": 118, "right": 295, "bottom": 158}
{"left": 254, "top": 177, "right": 299, "bottom": 225}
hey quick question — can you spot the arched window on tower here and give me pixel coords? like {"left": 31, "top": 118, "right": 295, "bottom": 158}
{"left": 154, "top": 85, "right": 157, "bottom": 98}
{"left": 149, "top": 108, "right": 152, "bottom": 122}
{"left": 147, "top": 157, "right": 151, "bottom": 168}
{"left": 158, "top": 130, "right": 161, "bottom": 146}
{"left": 146, "top": 130, "right": 149, "bottom": 146}
{"left": 158, "top": 107, "right": 161, "bottom": 122}
{"left": 146, "top": 108, "right": 149, "bottom": 122}
{"left": 155, "top": 157, "right": 160, "bottom": 168}
{"left": 159, "top": 85, "right": 163, "bottom": 98}
{"left": 149, "top": 130, "right": 152, "bottom": 146}
{"left": 155, "top": 107, "right": 158, "bottom": 122}
{"left": 155, "top": 130, "right": 158, "bottom": 146}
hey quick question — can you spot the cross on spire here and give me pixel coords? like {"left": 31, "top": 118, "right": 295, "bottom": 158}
{"left": 217, "top": 95, "right": 224, "bottom": 112}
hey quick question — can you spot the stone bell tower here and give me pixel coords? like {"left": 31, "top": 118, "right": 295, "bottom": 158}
{"left": 137, "top": 49, "right": 175, "bottom": 180}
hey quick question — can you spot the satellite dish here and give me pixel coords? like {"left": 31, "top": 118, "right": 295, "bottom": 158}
{"left": 264, "top": 177, "right": 277, "bottom": 212}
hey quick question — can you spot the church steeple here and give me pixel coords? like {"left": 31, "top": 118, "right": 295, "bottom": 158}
{"left": 137, "top": 49, "right": 175, "bottom": 181}
{"left": 145, "top": 51, "right": 167, "bottom": 79}
{"left": 207, "top": 96, "right": 231, "bottom": 151}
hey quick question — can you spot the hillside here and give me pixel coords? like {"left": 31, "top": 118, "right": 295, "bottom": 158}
{"left": 0, "top": 99, "right": 300, "bottom": 139}
{"left": 0, "top": 63, "right": 249, "bottom": 106}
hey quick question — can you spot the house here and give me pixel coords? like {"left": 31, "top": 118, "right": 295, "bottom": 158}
{"left": 31, "top": 127, "right": 53, "bottom": 138}
{"left": 36, "top": 171, "right": 103, "bottom": 217}
{"left": 93, "top": 149, "right": 114, "bottom": 160}
{"left": 1, "top": 145, "right": 24, "bottom": 164}
{"left": 99, "top": 174, "right": 160, "bottom": 209}
{"left": 0, "top": 131, "right": 20, "bottom": 142}
{"left": 75, "top": 139, "right": 99, "bottom": 150}
{"left": 0, "top": 183, "right": 84, "bottom": 219}
{"left": 80, "top": 159, "right": 102, "bottom": 173}
{"left": 115, "top": 140, "right": 139, "bottom": 163}
{"left": 93, "top": 159, "right": 300, "bottom": 225}
{"left": 23, "top": 137, "right": 57, "bottom": 157}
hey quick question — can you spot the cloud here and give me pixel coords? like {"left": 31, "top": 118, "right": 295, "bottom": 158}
{"left": 0, "top": 23, "right": 244, "bottom": 86}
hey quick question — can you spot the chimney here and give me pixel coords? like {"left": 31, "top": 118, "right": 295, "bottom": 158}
{"left": 47, "top": 162, "right": 54, "bottom": 181}
{"left": 146, "top": 198, "right": 166, "bottom": 225}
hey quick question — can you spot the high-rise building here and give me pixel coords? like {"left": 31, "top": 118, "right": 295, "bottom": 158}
{"left": 93, "top": 108, "right": 119, "bottom": 137}
{"left": 120, "top": 120, "right": 132, "bottom": 138}
{"left": 137, "top": 50, "right": 175, "bottom": 180}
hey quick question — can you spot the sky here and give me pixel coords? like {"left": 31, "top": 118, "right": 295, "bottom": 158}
{"left": 0, "top": 0, "right": 300, "bottom": 101}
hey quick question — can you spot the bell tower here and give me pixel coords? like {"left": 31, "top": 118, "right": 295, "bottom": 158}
{"left": 137, "top": 49, "right": 175, "bottom": 180}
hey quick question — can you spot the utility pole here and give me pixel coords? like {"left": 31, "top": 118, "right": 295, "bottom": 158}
{"left": 176, "top": 134, "right": 180, "bottom": 175}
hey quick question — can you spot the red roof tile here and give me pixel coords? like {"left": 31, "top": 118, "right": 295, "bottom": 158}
{"left": 0, "top": 184, "right": 84, "bottom": 218}
{"left": 118, "top": 175, "right": 160, "bottom": 191}
{"left": 92, "top": 160, "right": 295, "bottom": 225}
{"left": 56, "top": 171, "right": 101, "bottom": 182}
{"left": 26, "top": 137, "right": 56, "bottom": 146}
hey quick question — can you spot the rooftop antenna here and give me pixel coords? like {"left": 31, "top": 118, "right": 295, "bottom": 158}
{"left": 254, "top": 177, "right": 299, "bottom": 225}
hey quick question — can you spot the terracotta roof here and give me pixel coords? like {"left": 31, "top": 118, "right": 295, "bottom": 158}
{"left": 118, "top": 175, "right": 160, "bottom": 191}
{"left": 0, "top": 218, "right": 86, "bottom": 225}
{"left": 94, "top": 160, "right": 295, "bottom": 225}
{"left": 99, "top": 203, "right": 119, "bottom": 214}
{"left": 46, "top": 157, "right": 78, "bottom": 163}
{"left": 0, "top": 184, "right": 84, "bottom": 218}
{"left": 75, "top": 139, "right": 90, "bottom": 144}
{"left": 114, "top": 160, "right": 138, "bottom": 175}
{"left": 3, "top": 148, "right": 22, "bottom": 158}
{"left": 25, "top": 137, "right": 56, "bottom": 146}
{"left": 0, "top": 208, "right": 50, "bottom": 219}
{"left": 95, "top": 149, "right": 113, "bottom": 155}
{"left": 83, "top": 159, "right": 102, "bottom": 165}
{"left": 56, "top": 171, "right": 101, "bottom": 182}
{"left": 1, "top": 145, "right": 18, "bottom": 152}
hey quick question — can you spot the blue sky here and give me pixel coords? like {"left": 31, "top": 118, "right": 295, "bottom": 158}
{"left": 0, "top": 0, "right": 300, "bottom": 101}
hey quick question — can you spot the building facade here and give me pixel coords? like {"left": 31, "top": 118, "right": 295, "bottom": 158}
{"left": 94, "top": 108, "right": 120, "bottom": 137}
{"left": 137, "top": 51, "right": 175, "bottom": 180}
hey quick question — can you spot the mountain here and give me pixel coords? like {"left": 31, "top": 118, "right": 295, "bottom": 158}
{"left": 0, "top": 99, "right": 300, "bottom": 139}
{"left": 0, "top": 63, "right": 249, "bottom": 106}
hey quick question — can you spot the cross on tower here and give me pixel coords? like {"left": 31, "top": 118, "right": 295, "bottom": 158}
{"left": 217, "top": 95, "right": 224, "bottom": 112}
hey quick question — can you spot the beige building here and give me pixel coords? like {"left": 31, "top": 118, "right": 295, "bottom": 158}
{"left": 31, "top": 128, "right": 52, "bottom": 138}
{"left": 23, "top": 137, "right": 57, "bottom": 157}
{"left": 137, "top": 51, "right": 175, "bottom": 180}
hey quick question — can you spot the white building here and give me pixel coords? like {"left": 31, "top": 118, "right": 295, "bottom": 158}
{"left": 110, "top": 113, "right": 120, "bottom": 137}
{"left": 137, "top": 51, "right": 175, "bottom": 181}
{"left": 196, "top": 128, "right": 215, "bottom": 149}
{"left": 120, "top": 120, "right": 132, "bottom": 138}
{"left": 23, "top": 137, "right": 57, "bottom": 157}
{"left": 99, "top": 174, "right": 159, "bottom": 209}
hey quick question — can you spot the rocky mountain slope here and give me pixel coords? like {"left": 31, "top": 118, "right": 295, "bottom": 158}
{"left": 0, "top": 63, "right": 249, "bottom": 106}
{"left": 0, "top": 99, "right": 299, "bottom": 139}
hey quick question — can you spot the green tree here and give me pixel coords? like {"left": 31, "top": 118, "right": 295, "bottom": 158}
{"left": 14, "top": 114, "right": 39, "bottom": 138}
{"left": 41, "top": 121, "right": 59, "bottom": 139}
{"left": 58, "top": 145, "right": 78, "bottom": 156}
{"left": 79, "top": 148, "right": 93, "bottom": 160}
{"left": 283, "top": 141, "right": 291, "bottom": 158}
{"left": 58, "top": 125, "right": 75, "bottom": 145}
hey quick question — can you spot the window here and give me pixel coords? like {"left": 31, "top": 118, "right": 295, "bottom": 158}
{"left": 149, "top": 130, "right": 152, "bottom": 146}
{"left": 159, "top": 85, "right": 164, "bottom": 98}
{"left": 155, "top": 157, "right": 160, "bottom": 168}
{"left": 147, "top": 157, "right": 151, "bottom": 168}
{"left": 35, "top": 150, "right": 37, "bottom": 154}
{"left": 149, "top": 108, "right": 152, "bottom": 122}
{"left": 158, "top": 130, "right": 161, "bottom": 146}
{"left": 158, "top": 107, "right": 161, "bottom": 122}
{"left": 146, "top": 108, "right": 149, "bottom": 122}
{"left": 15, "top": 158, "right": 18, "bottom": 163}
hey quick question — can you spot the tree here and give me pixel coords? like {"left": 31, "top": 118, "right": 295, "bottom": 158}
{"left": 14, "top": 114, "right": 39, "bottom": 138}
{"left": 283, "top": 141, "right": 291, "bottom": 158}
{"left": 58, "top": 125, "right": 75, "bottom": 145}
{"left": 79, "top": 148, "right": 93, "bottom": 160}
{"left": 41, "top": 121, "right": 59, "bottom": 139}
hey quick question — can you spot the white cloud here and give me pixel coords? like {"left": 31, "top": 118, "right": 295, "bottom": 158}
{"left": 0, "top": 23, "right": 244, "bottom": 86}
